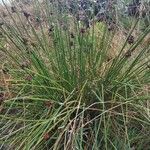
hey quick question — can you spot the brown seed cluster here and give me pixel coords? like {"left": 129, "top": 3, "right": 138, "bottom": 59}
{"left": 70, "top": 32, "right": 75, "bottom": 38}
{"left": 80, "top": 28, "right": 86, "bottom": 34}
{"left": 69, "top": 41, "right": 74, "bottom": 47}
{"left": 147, "top": 64, "right": 150, "bottom": 69}
{"left": 0, "top": 21, "right": 4, "bottom": 27}
{"left": 11, "top": 6, "right": 17, "bottom": 13}
{"left": 44, "top": 101, "right": 53, "bottom": 108}
{"left": 20, "top": 61, "right": 30, "bottom": 70}
{"left": 127, "top": 35, "right": 134, "bottom": 44}
{"left": 125, "top": 51, "right": 132, "bottom": 58}
{"left": 2, "top": 68, "right": 9, "bottom": 74}
{"left": 43, "top": 132, "right": 50, "bottom": 140}
{"left": 25, "top": 75, "right": 33, "bottom": 81}
{"left": 2, "top": 12, "right": 7, "bottom": 18}
{"left": 22, "top": 37, "right": 28, "bottom": 45}
{"left": 0, "top": 92, "right": 5, "bottom": 105}
{"left": 22, "top": 11, "right": 31, "bottom": 19}
{"left": 48, "top": 26, "right": 54, "bottom": 32}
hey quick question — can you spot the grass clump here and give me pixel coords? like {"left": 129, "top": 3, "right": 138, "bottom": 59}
{"left": 0, "top": 0, "right": 150, "bottom": 149}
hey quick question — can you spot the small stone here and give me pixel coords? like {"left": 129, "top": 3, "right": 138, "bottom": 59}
{"left": 50, "top": 12, "right": 53, "bottom": 15}
{"left": 30, "top": 42, "right": 36, "bottom": 47}
{"left": 147, "top": 65, "right": 150, "bottom": 69}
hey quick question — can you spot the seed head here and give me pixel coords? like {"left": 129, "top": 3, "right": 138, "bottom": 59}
{"left": 22, "top": 37, "right": 28, "bottom": 45}
{"left": 108, "top": 22, "right": 116, "bottom": 31}
{"left": 62, "top": 24, "right": 68, "bottom": 31}
{"left": 80, "top": 28, "right": 86, "bottom": 34}
{"left": 11, "top": 6, "right": 17, "bottom": 13}
{"left": 0, "top": 92, "right": 4, "bottom": 101}
{"left": 43, "top": 132, "right": 50, "bottom": 140}
{"left": 22, "top": 11, "right": 31, "bottom": 19}
{"left": 0, "top": 21, "right": 4, "bottom": 27}
{"left": 2, "top": 12, "right": 7, "bottom": 18}
{"left": 20, "top": 61, "right": 30, "bottom": 69}
{"left": 69, "top": 41, "right": 74, "bottom": 47}
{"left": 35, "top": 17, "right": 41, "bottom": 23}
{"left": 25, "top": 75, "right": 33, "bottom": 81}
{"left": 125, "top": 51, "right": 132, "bottom": 58}
{"left": 107, "top": 57, "right": 112, "bottom": 62}
{"left": 30, "top": 42, "right": 36, "bottom": 47}
{"left": 44, "top": 101, "right": 53, "bottom": 108}
{"left": 48, "top": 25, "right": 54, "bottom": 35}
{"left": 127, "top": 35, "right": 134, "bottom": 44}
{"left": 2, "top": 68, "right": 9, "bottom": 74}
{"left": 70, "top": 32, "right": 75, "bottom": 38}
{"left": 50, "top": 12, "right": 53, "bottom": 15}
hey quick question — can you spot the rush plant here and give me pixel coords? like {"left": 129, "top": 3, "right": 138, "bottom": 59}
{"left": 0, "top": 0, "right": 150, "bottom": 149}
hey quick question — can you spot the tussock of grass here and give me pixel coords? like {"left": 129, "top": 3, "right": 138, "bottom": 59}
{"left": 0, "top": 0, "right": 150, "bottom": 149}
